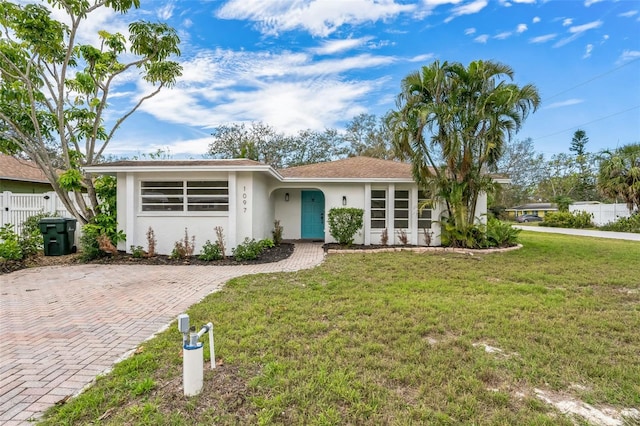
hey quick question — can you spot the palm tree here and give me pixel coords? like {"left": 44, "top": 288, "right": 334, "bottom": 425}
{"left": 598, "top": 143, "right": 640, "bottom": 214}
{"left": 388, "top": 60, "right": 540, "bottom": 247}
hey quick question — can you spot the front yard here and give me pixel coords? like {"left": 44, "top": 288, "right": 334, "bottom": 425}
{"left": 40, "top": 233, "right": 640, "bottom": 425}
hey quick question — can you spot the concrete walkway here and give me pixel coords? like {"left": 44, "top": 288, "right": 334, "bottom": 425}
{"left": 514, "top": 225, "right": 640, "bottom": 241}
{"left": 0, "top": 243, "right": 325, "bottom": 425}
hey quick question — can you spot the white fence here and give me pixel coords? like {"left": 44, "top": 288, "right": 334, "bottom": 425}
{"left": 0, "top": 191, "right": 83, "bottom": 235}
{"left": 569, "top": 203, "right": 632, "bottom": 226}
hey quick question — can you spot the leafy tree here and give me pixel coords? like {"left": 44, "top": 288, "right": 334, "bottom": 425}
{"left": 570, "top": 129, "right": 589, "bottom": 156}
{"left": 208, "top": 122, "right": 347, "bottom": 168}
{"left": 0, "top": 0, "right": 182, "bottom": 224}
{"left": 493, "top": 137, "right": 545, "bottom": 208}
{"left": 598, "top": 143, "right": 640, "bottom": 214}
{"left": 343, "top": 113, "right": 396, "bottom": 159}
{"left": 388, "top": 60, "right": 539, "bottom": 247}
{"left": 535, "top": 153, "right": 581, "bottom": 201}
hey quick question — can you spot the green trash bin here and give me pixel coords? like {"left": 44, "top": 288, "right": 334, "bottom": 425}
{"left": 39, "top": 217, "right": 77, "bottom": 256}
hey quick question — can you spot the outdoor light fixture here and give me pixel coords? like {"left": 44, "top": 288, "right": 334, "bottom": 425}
{"left": 342, "top": 196, "right": 347, "bottom": 206}
{"left": 285, "top": 193, "right": 290, "bottom": 202}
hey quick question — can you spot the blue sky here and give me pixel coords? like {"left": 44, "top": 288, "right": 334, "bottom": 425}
{"left": 78, "top": 0, "right": 640, "bottom": 159}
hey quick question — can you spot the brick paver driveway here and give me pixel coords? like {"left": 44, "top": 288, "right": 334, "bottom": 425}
{"left": 0, "top": 243, "right": 324, "bottom": 425}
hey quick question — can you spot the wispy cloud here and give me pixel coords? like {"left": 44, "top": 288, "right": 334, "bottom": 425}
{"left": 157, "top": 2, "right": 175, "bottom": 20}
{"left": 584, "top": 0, "right": 604, "bottom": 6}
{"left": 617, "top": 50, "right": 640, "bottom": 64}
{"left": 583, "top": 44, "right": 593, "bottom": 58}
{"left": 465, "top": 27, "right": 476, "bottom": 35}
{"left": 217, "top": 0, "right": 416, "bottom": 37}
{"left": 409, "top": 53, "right": 435, "bottom": 62}
{"left": 554, "top": 20, "right": 603, "bottom": 48}
{"left": 529, "top": 33, "right": 557, "bottom": 43}
{"left": 562, "top": 18, "right": 573, "bottom": 26}
{"left": 532, "top": 16, "right": 541, "bottom": 23}
{"left": 495, "top": 31, "right": 512, "bottom": 40}
{"left": 474, "top": 34, "right": 489, "bottom": 43}
{"left": 517, "top": 23, "right": 528, "bottom": 33}
{"left": 444, "top": 0, "right": 488, "bottom": 23}
{"left": 618, "top": 10, "right": 638, "bottom": 18}
{"left": 312, "top": 37, "right": 374, "bottom": 55}
{"left": 544, "top": 99, "right": 584, "bottom": 109}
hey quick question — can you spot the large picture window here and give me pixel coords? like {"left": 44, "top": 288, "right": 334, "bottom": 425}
{"left": 370, "top": 189, "right": 386, "bottom": 229}
{"left": 394, "top": 190, "right": 409, "bottom": 228}
{"left": 418, "top": 190, "right": 432, "bottom": 229}
{"left": 141, "top": 181, "right": 228, "bottom": 212}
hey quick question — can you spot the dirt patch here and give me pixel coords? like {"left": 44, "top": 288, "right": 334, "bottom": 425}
{"left": 0, "top": 243, "right": 294, "bottom": 275}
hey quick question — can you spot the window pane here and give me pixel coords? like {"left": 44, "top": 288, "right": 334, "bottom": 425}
{"left": 371, "top": 210, "right": 386, "bottom": 219}
{"left": 394, "top": 220, "right": 408, "bottom": 228}
{"left": 142, "top": 204, "right": 184, "bottom": 212}
{"left": 187, "top": 188, "right": 228, "bottom": 195}
{"left": 371, "top": 200, "right": 386, "bottom": 209}
{"left": 395, "top": 190, "right": 409, "bottom": 199}
{"left": 371, "top": 190, "right": 386, "bottom": 199}
{"left": 141, "top": 196, "right": 182, "bottom": 204}
{"left": 418, "top": 219, "right": 432, "bottom": 228}
{"left": 394, "top": 200, "right": 408, "bottom": 209}
{"left": 187, "top": 181, "right": 227, "bottom": 188}
{"left": 395, "top": 210, "right": 408, "bottom": 218}
{"left": 142, "top": 181, "right": 182, "bottom": 188}
{"left": 141, "top": 188, "right": 183, "bottom": 196}
{"left": 418, "top": 209, "right": 432, "bottom": 219}
{"left": 371, "top": 220, "right": 386, "bottom": 229}
{"left": 188, "top": 204, "right": 228, "bottom": 212}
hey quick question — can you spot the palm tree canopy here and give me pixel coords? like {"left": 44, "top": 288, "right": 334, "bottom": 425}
{"left": 388, "top": 59, "right": 540, "bottom": 243}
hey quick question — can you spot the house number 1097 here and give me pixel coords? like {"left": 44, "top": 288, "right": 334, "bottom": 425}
{"left": 243, "top": 186, "right": 248, "bottom": 213}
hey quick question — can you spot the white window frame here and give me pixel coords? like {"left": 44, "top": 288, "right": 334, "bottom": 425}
{"left": 140, "top": 180, "right": 229, "bottom": 213}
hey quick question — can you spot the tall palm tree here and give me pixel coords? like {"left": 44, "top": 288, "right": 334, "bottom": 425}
{"left": 388, "top": 60, "right": 540, "bottom": 247}
{"left": 598, "top": 143, "right": 640, "bottom": 214}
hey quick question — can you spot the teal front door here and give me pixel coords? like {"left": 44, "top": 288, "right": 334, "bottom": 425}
{"left": 301, "top": 190, "right": 325, "bottom": 239}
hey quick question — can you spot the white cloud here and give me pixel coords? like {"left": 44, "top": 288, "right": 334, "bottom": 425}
{"left": 618, "top": 50, "right": 640, "bottom": 64}
{"left": 583, "top": 44, "right": 593, "bottom": 58}
{"left": 544, "top": 99, "right": 584, "bottom": 109}
{"left": 569, "top": 20, "right": 603, "bottom": 34}
{"left": 217, "top": 0, "right": 416, "bottom": 37}
{"left": 312, "top": 37, "right": 373, "bottom": 55}
{"left": 495, "top": 32, "right": 512, "bottom": 40}
{"left": 183, "top": 18, "right": 193, "bottom": 28}
{"left": 132, "top": 46, "right": 395, "bottom": 136}
{"left": 444, "top": 0, "right": 488, "bottom": 23}
{"left": 529, "top": 33, "right": 557, "bottom": 43}
{"left": 474, "top": 34, "right": 490, "bottom": 43}
{"left": 554, "top": 20, "right": 603, "bottom": 47}
{"left": 157, "top": 2, "right": 175, "bottom": 20}
{"left": 533, "top": 16, "right": 541, "bottom": 23}
{"left": 409, "top": 53, "right": 435, "bottom": 62}
{"left": 618, "top": 10, "right": 638, "bottom": 18}
{"left": 517, "top": 24, "right": 528, "bottom": 33}
{"left": 562, "top": 18, "right": 573, "bottom": 26}
{"left": 584, "top": 0, "right": 604, "bottom": 6}
{"left": 465, "top": 27, "right": 477, "bottom": 35}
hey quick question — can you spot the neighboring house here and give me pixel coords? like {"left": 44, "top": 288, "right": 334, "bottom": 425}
{"left": 0, "top": 154, "right": 53, "bottom": 193}
{"left": 506, "top": 203, "right": 558, "bottom": 219}
{"left": 85, "top": 156, "right": 493, "bottom": 255}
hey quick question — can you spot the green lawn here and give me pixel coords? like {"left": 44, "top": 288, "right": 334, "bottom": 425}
{"left": 40, "top": 232, "right": 640, "bottom": 425}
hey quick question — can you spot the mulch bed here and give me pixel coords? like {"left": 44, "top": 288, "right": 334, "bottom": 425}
{"left": 0, "top": 243, "right": 295, "bottom": 275}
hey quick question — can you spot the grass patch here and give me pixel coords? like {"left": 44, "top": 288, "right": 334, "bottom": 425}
{"left": 39, "top": 232, "right": 640, "bottom": 425}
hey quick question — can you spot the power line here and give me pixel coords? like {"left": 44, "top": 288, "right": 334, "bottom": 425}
{"left": 544, "top": 57, "right": 640, "bottom": 101}
{"left": 533, "top": 104, "right": 640, "bottom": 141}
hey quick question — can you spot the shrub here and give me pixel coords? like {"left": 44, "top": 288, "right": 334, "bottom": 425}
{"left": 214, "top": 226, "right": 226, "bottom": 259}
{"left": 397, "top": 229, "right": 408, "bottom": 245}
{"left": 171, "top": 228, "right": 195, "bottom": 259}
{"left": 328, "top": 207, "right": 364, "bottom": 246}
{"left": 272, "top": 220, "right": 284, "bottom": 246}
{"left": 380, "top": 228, "right": 388, "bottom": 245}
{"left": 20, "top": 212, "right": 57, "bottom": 258}
{"left": 233, "top": 238, "right": 264, "bottom": 261}
{"left": 441, "top": 217, "right": 487, "bottom": 249}
{"left": 146, "top": 227, "right": 156, "bottom": 257}
{"left": 486, "top": 218, "right": 520, "bottom": 248}
{"left": 80, "top": 224, "right": 107, "bottom": 261}
{"left": 599, "top": 213, "right": 640, "bottom": 233}
{"left": 199, "top": 240, "right": 223, "bottom": 261}
{"left": 0, "top": 224, "right": 22, "bottom": 261}
{"left": 131, "top": 246, "right": 146, "bottom": 258}
{"left": 259, "top": 238, "right": 275, "bottom": 249}
{"left": 422, "top": 228, "right": 433, "bottom": 246}
{"left": 541, "top": 211, "right": 594, "bottom": 229}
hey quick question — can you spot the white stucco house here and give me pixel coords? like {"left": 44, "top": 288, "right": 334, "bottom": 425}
{"left": 85, "top": 156, "right": 492, "bottom": 255}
